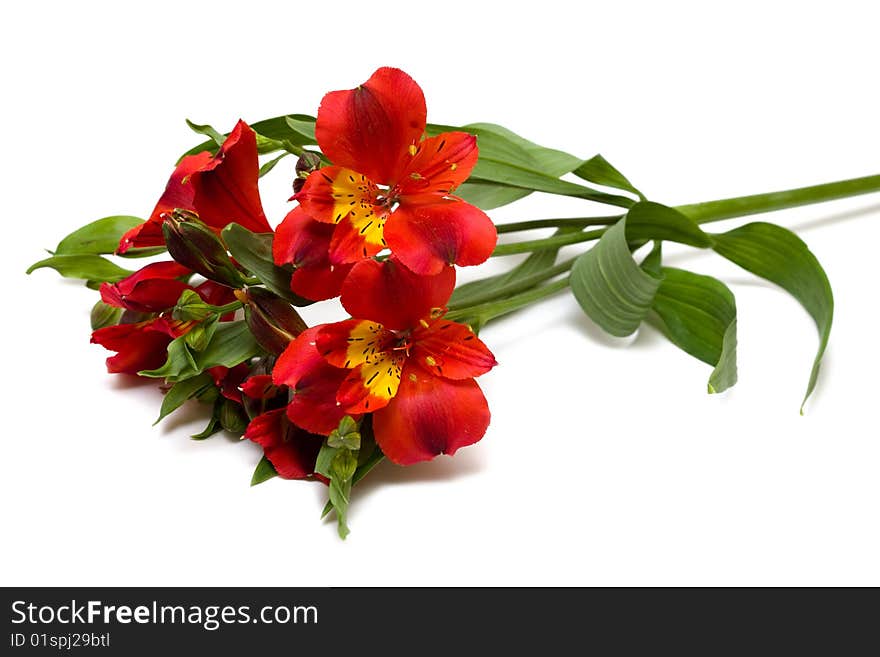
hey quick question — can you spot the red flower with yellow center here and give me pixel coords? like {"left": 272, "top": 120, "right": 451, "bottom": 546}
{"left": 117, "top": 120, "right": 271, "bottom": 254}
{"left": 273, "top": 67, "right": 497, "bottom": 300}
{"left": 273, "top": 257, "right": 497, "bottom": 465}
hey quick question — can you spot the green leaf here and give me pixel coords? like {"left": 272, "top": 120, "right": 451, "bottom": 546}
{"left": 154, "top": 373, "right": 214, "bottom": 425}
{"left": 647, "top": 268, "right": 739, "bottom": 394}
{"left": 139, "top": 337, "right": 196, "bottom": 380}
{"left": 327, "top": 416, "right": 361, "bottom": 450}
{"left": 453, "top": 181, "right": 531, "bottom": 211}
{"left": 284, "top": 115, "right": 317, "bottom": 143}
{"left": 197, "top": 321, "right": 263, "bottom": 370}
{"left": 459, "top": 122, "right": 583, "bottom": 175}
{"left": 251, "top": 456, "right": 278, "bottom": 486}
{"left": 183, "top": 315, "right": 219, "bottom": 352}
{"left": 450, "top": 226, "right": 580, "bottom": 308}
{"left": 259, "top": 152, "right": 290, "bottom": 177}
{"left": 570, "top": 216, "right": 662, "bottom": 337}
{"left": 711, "top": 222, "right": 833, "bottom": 410}
{"left": 328, "top": 448, "right": 357, "bottom": 540}
{"left": 90, "top": 300, "right": 123, "bottom": 330}
{"left": 624, "top": 202, "right": 714, "bottom": 248}
{"left": 27, "top": 254, "right": 134, "bottom": 282}
{"left": 222, "top": 223, "right": 312, "bottom": 306}
{"left": 185, "top": 119, "right": 225, "bottom": 147}
{"left": 574, "top": 154, "right": 645, "bottom": 199}
{"left": 54, "top": 215, "right": 145, "bottom": 256}
{"left": 191, "top": 400, "right": 223, "bottom": 440}
{"left": 468, "top": 157, "right": 633, "bottom": 208}
{"left": 140, "top": 321, "right": 263, "bottom": 382}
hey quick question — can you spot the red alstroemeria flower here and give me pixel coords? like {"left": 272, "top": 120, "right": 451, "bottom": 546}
{"left": 241, "top": 374, "right": 326, "bottom": 481}
{"left": 279, "top": 67, "right": 496, "bottom": 288}
{"left": 273, "top": 257, "right": 497, "bottom": 465}
{"left": 93, "top": 264, "right": 238, "bottom": 375}
{"left": 99, "top": 261, "right": 192, "bottom": 313}
{"left": 91, "top": 316, "right": 191, "bottom": 375}
{"left": 117, "top": 120, "right": 272, "bottom": 254}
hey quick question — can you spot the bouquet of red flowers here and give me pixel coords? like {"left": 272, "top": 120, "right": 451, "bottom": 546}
{"left": 29, "top": 67, "right": 879, "bottom": 537}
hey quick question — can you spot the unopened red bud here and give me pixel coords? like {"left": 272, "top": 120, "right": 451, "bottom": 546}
{"left": 242, "top": 287, "right": 308, "bottom": 355}
{"left": 292, "top": 151, "right": 323, "bottom": 195}
{"left": 162, "top": 210, "right": 246, "bottom": 288}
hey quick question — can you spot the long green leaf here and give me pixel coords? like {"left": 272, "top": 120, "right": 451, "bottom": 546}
{"left": 570, "top": 217, "right": 662, "bottom": 337}
{"left": 27, "top": 254, "right": 133, "bottom": 282}
{"left": 574, "top": 154, "right": 645, "bottom": 199}
{"left": 648, "top": 268, "right": 739, "bottom": 393}
{"left": 222, "top": 223, "right": 312, "bottom": 306}
{"left": 711, "top": 222, "right": 833, "bottom": 410}
{"left": 55, "top": 215, "right": 145, "bottom": 255}
{"left": 625, "top": 202, "right": 714, "bottom": 248}
{"left": 453, "top": 181, "right": 531, "bottom": 210}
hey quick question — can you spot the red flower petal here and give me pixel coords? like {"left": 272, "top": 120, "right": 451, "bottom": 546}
{"left": 372, "top": 362, "right": 491, "bottom": 465}
{"left": 397, "top": 132, "right": 479, "bottom": 198}
{"left": 241, "top": 374, "right": 278, "bottom": 400}
{"left": 411, "top": 320, "right": 497, "bottom": 380}
{"left": 91, "top": 318, "right": 183, "bottom": 375}
{"left": 99, "top": 261, "right": 192, "bottom": 312}
{"left": 244, "top": 408, "right": 324, "bottom": 480}
{"left": 335, "top": 352, "right": 404, "bottom": 414}
{"left": 340, "top": 257, "right": 455, "bottom": 330}
{"left": 117, "top": 152, "right": 213, "bottom": 254}
{"left": 207, "top": 363, "right": 249, "bottom": 402}
{"left": 273, "top": 326, "right": 351, "bottom": 435}
{"left": 327, "top": 213, "right": 387, "bottom": 265}
{"left": 315, "top": 319, "right": 395, "bottom": 369}
{"left": 290, "top": 264, "right": 352, "bottom": 301}
{"left": 286, "top": 363, "right": 350, "bottom": 436}
{"left": 384, "top": 200, "right": 497, "bottom": 275}
{"left": 315, "top": 67, "right": 426, "bottom": 184}
{"left": 194, "top": 279, "right": 237, "bottom": 307}
{"left": 273, "top": 206, "right": 353, "bottom": 300}
{"left": 273, "top": 207, "right": 332, "bottom": 266}
{"left": 188, "top": 120, "right": 272, "bottom": 234}
{"left": 273, "top": 326, "right": 324, "bottom": 388}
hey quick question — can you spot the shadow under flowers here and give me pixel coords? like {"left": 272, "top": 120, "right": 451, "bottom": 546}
{"left": 322, "top": 446, "right": 488, "bottom": 523}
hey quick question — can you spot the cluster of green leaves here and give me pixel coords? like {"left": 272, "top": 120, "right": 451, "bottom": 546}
{"left": 26, "top": 216, "right": 162, "bottom": 287}
{"left": 314, "top": 416, "right": 385, "bottom": 539}
{"left": 568, "top": 204, "right": 832, "bottom": 408}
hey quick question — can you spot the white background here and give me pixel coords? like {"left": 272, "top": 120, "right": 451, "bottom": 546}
{"left": 2, "top": 1, "right": 879, "bottom": 586}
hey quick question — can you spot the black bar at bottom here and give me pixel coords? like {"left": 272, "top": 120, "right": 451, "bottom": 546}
{"left": 0, "top": 587, "right": 875, "bottom": 653}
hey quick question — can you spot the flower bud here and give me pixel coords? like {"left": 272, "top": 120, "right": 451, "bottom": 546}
{"left": 239, "top": 287, "right": 308, "bottom": 355}
{"left": 292, "top": 151, "right": 323, "bottom": 195}
{"left": 162, "top": 210, "right": 246, "bottom": 288}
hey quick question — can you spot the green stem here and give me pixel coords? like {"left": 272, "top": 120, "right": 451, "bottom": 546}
{"left": 490, "top": 173, "right": 880, "bottom": 256}
{"left": 213, "top": 301, "right": 242, "bottom": 315}
{"left": 448, "top": 257, "right": 576, "bottom": 310}
{"left": 679, "top": 173, "right": 880, "bottom": 224}
{"left": 446, "top": 277, "right": 570, "bottom": 324}
{"left": 495, "top": 216, "right": 617, "bottom": 234}
{"left": 491, "top": 228, "right": 605, "bottom": 256}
